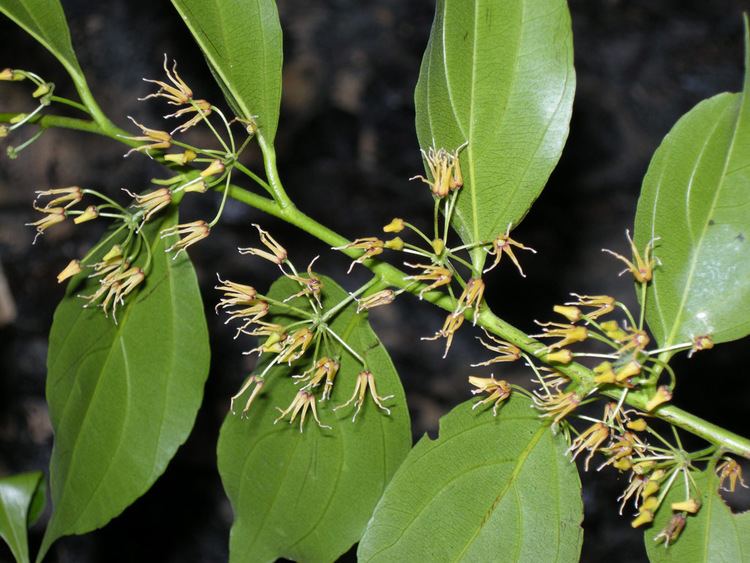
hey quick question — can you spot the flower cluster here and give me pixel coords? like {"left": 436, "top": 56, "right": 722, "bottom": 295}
{"left": 336, "top": 142, "right": 535, "bottom": 359}
{"left": 23, "top": 57, "right": 267, "bottom": 319}
{"left": 1, "top": 67, "right": 56, "bottom": 158}
{"left": 218, "top": 226, "right": 394, "bottom": 431}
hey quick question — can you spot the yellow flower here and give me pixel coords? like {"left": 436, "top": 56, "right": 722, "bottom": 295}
{"left": 141, "top": 55, "right": 194, "bottom": 105}
{"left": 603, "top": 229, "right": 657, "bottom": 284}
{"left": 74, "top": 205, "right": 99, "bottom": 224}
{"left": 403, "top": 262, "right": 452, "bottom": 298}
{"left": 566, "top": 293, "right": 615, "bottom": 320}
{"left": 56, "top": 259, "right": 82, "bottom": 283}
{"left": 334, "top": 370, "right": 393, "bottom": 421}
{"left": 716, "top": 458, "right": 748, "bottom": 492}
{"left": 333, "top": 237, "right": 384, "bottom": 273}
{"left": 238, "top": 224, "right": 288, "bottom": 266}
{"left": 645, "top": 386, "right": 672, "bottom": 412}
{"left": 568, "top": 421, "right": 610, "bottom": 471}
{"left": 26, "top": 206, "right": 66, "bottom": 244}
{"left": 277, "top": 328, "right": 314, "bottom": 364}
{"left": 553, "top": 305, "right": 582, "bottom": 323}
{"left": 356, "top": 289, "right": 396, "bottom": 313}
{"left": 533, "top": 321, "right": 588, "bottom": 350}
{"left": 161, "top": 220, "right": 210, "bottom": 256}
{"left": 274, "top": 390, "right": 330, "bottom": 432}
{"left": 214, "top": 276, "right": 257, "bottom": 312}
{"left": 383, "top": 218, "right": 404, "bottom": 233}
{"left": 483, "top": 226, "right": 536, "bottom": 276}
{"left": 689, "top": 334, "right": 714, "bottom": 358}
{"left": 533, "top": 390, "right": 580, "bottom": 424}
{"left": 123, "top": 116, "right": 171, "bottom": 157}
{"left": 410, "top": 144, "right": 465, "bottom": 198}
{"left": 468, "top": 376, "right": 511, "bottom": 416}
{"left": 123, "top": 188, "right": 172, "bottom": 225}
{"left": 230, "top": 375, "right": 265, "bottom": 417}
{"left": 671, "top": 499, "right": 700, "bottom": 514}
{"left": 284, "top": 256, "right": 323, "bottom": 307}
{"left": 471, "top": 330, "right": 521, "bottom": 367}
{"left": 454, "top": 277, "right": 485, "bottom": 324}
{"left": 34, "top": 186, "right": 82, "bottom": 209}
{"left": 166, "top": 99, "right": 213, "bottom": 134}
{"left": 422, "top": 311, "right": 464, "bottom": 358}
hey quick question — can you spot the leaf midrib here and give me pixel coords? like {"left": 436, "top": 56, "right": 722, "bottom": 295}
{"left": 664, "top": 97, "right": 740, "bottom": 346}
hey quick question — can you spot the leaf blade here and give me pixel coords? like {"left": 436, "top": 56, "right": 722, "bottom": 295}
{"left": 634, "top": 22, "right": 750, "bottom": 346}
{"left": 38, "top": 212, "right": 210, "bottom": 559}
{"left": 415, "top": 0, "right": 575, "bottom": 266}
{"left": 357, "top": 396, "right": 583, "bottom": 562}
{"left": 0, "top": 472, "right": 45, "bottom": 563}
{"left": 171, "top": 0, "right": 283, "bottom": 142}
{"left": 644, "top": 466, "right": 750, "bottom": 562}
{"left": 217, "top": 275, "right": 411, "bottom": 563}
{"left": 0, "top": 0, "right": 83, "bottom": 78}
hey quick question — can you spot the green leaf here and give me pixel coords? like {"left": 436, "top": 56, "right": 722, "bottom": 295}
{"left": 0, "top": 472, "right": 45, "bottom": 563}
{"left": 357, "top": 396, "right": 583, "bottom": 562}
{"left": 0, "top": 0, "right": 83, "bottom": 78}
{"left": 644, "top": 466, "right": 750, "bottom": 562}
{"left": 171, "top": 0, "right": 283, "bottom": 142}
{"left": 414, "top": 0, "right": 575, "bottom": 269}
{"left": 38, "top": 210, "right": 210, "bottom": 559}
{"left": 217, "top": 275, "right": 411, "bottom": 563}
{"left": 634, "top": 20, "right": 750, "bottom": 347}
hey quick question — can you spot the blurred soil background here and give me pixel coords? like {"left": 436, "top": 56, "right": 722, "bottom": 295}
{"left": 1, "top": 0, "right": 749, "bottom": 561}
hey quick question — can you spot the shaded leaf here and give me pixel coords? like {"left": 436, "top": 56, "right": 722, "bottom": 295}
{"left": 358, "top": 396, "right": 583, "bottom": 562}
{"left": 0, "top": 472, "right": 45, "bottom": 563}
{"left": 415, "top": 0, "right": 575, "bottom": 269}
{"left": 0, "top": 0, "right": 83, "bottom": 80}
{"left": 171, "top": 0, "right": 283, "bottom": 142}
{"left": 38, "top": 211, "right": 210, "bottom": 559}
{"left": 634, "top": 21, "right": 750, "bottom": 347}
{"left": 645, "top": 466, "right": 750, "bottom": 562}
{"left": 217, "top": 275, "right": 411, "bottom": 563}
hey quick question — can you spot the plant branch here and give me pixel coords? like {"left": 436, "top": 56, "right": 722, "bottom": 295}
{"left": 18, "top": 108, "right": 750, "bottom": 460}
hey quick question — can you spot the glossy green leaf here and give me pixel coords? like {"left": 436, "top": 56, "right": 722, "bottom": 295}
{"left": 171, "top": 0, "right": 283, "bottom": 142}
{"left": 358, "top": 396, "right": 583, "bottom": 562}
{"left": 0, "top": 0, "right": 83, "bottom": 80}
{"left": 217, "top": 275, "right": 411, "bottom": 563}
{"left": 634, "top": 22, "right": 750, "bottom": 347}
{"left": 0, "top": 472, "right": 45, "bottom": 563}
{"left": 645, "top": 466, "right": 750, "bottom": 562}
{"left": 415, "top": 0, "right": 575, "bottom": 269}
{"left": 38, "top": 211, "right": 210, "bottom": 560}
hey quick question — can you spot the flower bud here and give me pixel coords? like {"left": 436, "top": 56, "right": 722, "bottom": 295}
{"left": 384, "top": 237, "right": 404, "bottom": 251}
{"left": 57, "top": 259, "right": 82, "bottom": 283}
{"left": 32, "top": 82, "right": 51, "bottom": 98}
{"left": 431, "top": 238, "right": 445, "bottom": 255}
{"left": 200, "top": 159, "right": 225, "bottom": 178}
{"left": 646, "top": 386, "right": 672, "bottom": 411}
{"left": 671, "top": 499, "right": 700, "bottom": 514}
{"left": 626, "top": 418, "right": 648, "bottom": 432}
{"left": 553, "top": 305, "right": 582, "bottom": 323}
{"left": 183, "top": 180, "right": 207, "bottom": 193}
{"left": 383, "top": 218, "right": 404, "bottom": 233}
{"left": 74, "top": 205, "right": 99, "bottom": 224}
{"left": 631, "top": 510, "right": 654, "bottom": 528}
{"left": 164, "top": 149, "right": 197, "bottom": 166}
{"left": 546, "top": 349, "right": 573, "bottom": 364}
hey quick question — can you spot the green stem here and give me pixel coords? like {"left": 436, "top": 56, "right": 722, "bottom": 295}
{"left": 256, "top": 131, "right": 293, "bottom": 209}
{"left": 18, "top": 108, "right": 750, "bottom": 460}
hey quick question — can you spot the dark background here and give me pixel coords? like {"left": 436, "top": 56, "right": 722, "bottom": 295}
{"left": 1, "top": 0, "right": 749, "bottom": 561}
